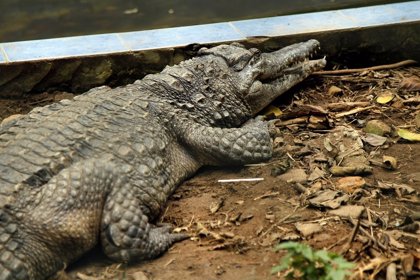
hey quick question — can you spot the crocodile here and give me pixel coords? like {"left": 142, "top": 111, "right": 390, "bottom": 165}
{"left": 0, "top": 40, "right": 325, "bottom": 280}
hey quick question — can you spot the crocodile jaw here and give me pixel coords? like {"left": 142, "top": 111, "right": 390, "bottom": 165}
{"left": 242, "top": 40, "right": 326, "bottom": 115}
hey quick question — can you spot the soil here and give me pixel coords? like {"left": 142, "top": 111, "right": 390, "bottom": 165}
{"left": 1, "top": 66, "right": 419, "bottom": 280}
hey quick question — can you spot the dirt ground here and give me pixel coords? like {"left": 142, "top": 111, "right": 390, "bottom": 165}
{"left": 1, "top": 65, "right": 419, "bottom": 280}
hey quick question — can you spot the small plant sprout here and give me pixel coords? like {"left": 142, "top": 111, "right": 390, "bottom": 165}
{"left": 272, "top": 242, "right": 355, "bottom": 280}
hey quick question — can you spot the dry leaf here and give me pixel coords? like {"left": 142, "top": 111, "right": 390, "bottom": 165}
{"left": 262, "top": 105, "right": 282, "bottom": 118}
{"left": 131, "top": 271, "right": 150, "bottom": 280}
{"left": 277, "top": 168, "right": 307, "bottom": 183}
{"left": 323, "top": 138, "right": 336, "bottom": 152}
{"left": 382, "top": 155, "right": 398, "bottom": 170}
{"left": 336, "top": 176, "right": 366, "bottom": 193}
{"left": 209, "top": 198, "right": 224, "bottom": 214}
{"left": 307, "top": 167, "right": 325, "bottom": 181}
{"left": 76, "top": 273, "right": 98, "bottom": 280}
{"left": 400, "top": 76, "right": 420, "bottom": 91}
{"left": 397, "top": 128, "right": 420, "bottom": 141}
{"left": 295, "top": 222, "right": 322, "bottom": 237}
{"left": 377, "top": 181, "right": 416, "bottom": 196}
{"left": 308, "top": 189, "right": 349, "bottom": 209}
{"left": 376, "top": 91, "right": 394, "bottom": 104}
{"left": 401, "top": 254, "right": 415, "bottom": 274}
{"left": 415, "top": 111, "right": 420, "bottom": 128}
{"left": 363, "top": 133, "right": 387, "bottom": 146}
{"left": 328, "top": 85, "right": 343, "bottom": 95}
{"left": 329, "top": 205, "right": 365, "bottom": 219}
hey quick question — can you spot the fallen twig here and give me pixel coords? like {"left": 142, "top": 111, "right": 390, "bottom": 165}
{"left": 366, "top": 208, "right": 375, "bottom": 239}
{"left": 335, "top": 106, "right": 375, "bottom": 118}
{"left": 253, "top": 191, "right": 280, "bottom": 201}
{"left": 313, "top": 60, "right": 417, "bottom": 75}
{"left": 340, "top": 216, "right": 362, "bottom": 255}
{"left": 349, "top": 218, "right": 388, "bottom": 252}
{"left": 386, "top": 263, "right": 397, "bottom": 280}
{"left": 326, "top": 102, "right": 371, "bottom": 112}
{"left": 402, "top": 96, "right": 420, "bottom": 104}
{"left": 274, "top": 116, "right": 308, "bottom": 126}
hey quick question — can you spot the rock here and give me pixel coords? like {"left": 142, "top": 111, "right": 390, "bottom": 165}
{"left": 364, "top": 120, "right": 391, "bottom": 136}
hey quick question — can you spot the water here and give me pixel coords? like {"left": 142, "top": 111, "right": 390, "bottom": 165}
{"left": 0, "top": 0, "right": 408, "bottom": 42}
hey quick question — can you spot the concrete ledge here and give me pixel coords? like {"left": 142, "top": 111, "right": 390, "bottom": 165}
{"left": 0, "top": 1, "right": 419, "bottom": 97}
{"left": 1, "top": 1, "right": 419, "bottom": 63}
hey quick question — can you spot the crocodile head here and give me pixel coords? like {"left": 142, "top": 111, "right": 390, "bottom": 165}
{"left": 199, "top": 39, "right": 326, "bottom": 116}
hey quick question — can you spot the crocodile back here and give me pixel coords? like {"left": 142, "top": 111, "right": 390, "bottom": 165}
{"left": 0, "top": 85, "right": 156, "bottom": 208}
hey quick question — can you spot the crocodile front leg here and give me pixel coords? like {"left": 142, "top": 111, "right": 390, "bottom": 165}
{"left": 99, "top": 118, "right": 273, "bottom": 262}
{"left": 177, "top": 118, "right": 273, "bottom": 166}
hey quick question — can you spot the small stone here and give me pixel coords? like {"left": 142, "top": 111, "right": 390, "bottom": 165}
{"left": 364, "top": 120, "right": 391, "bottom": 136}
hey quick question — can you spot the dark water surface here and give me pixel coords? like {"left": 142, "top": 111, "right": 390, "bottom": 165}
{"left": 0, "top": 0, "right": 410, "bottom": 42}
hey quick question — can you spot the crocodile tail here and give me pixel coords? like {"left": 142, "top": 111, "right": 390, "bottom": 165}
{"left": 0, "top": 208, "right": 30, "bottom": 280}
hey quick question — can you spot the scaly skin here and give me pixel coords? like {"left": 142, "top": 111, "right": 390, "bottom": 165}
{"left": 0, "top": 40, "right": 325, "bottom": 280}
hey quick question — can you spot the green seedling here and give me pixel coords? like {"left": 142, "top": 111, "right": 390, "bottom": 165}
{"left": 272, "top": 242, "right": 355, "bottom": 280}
